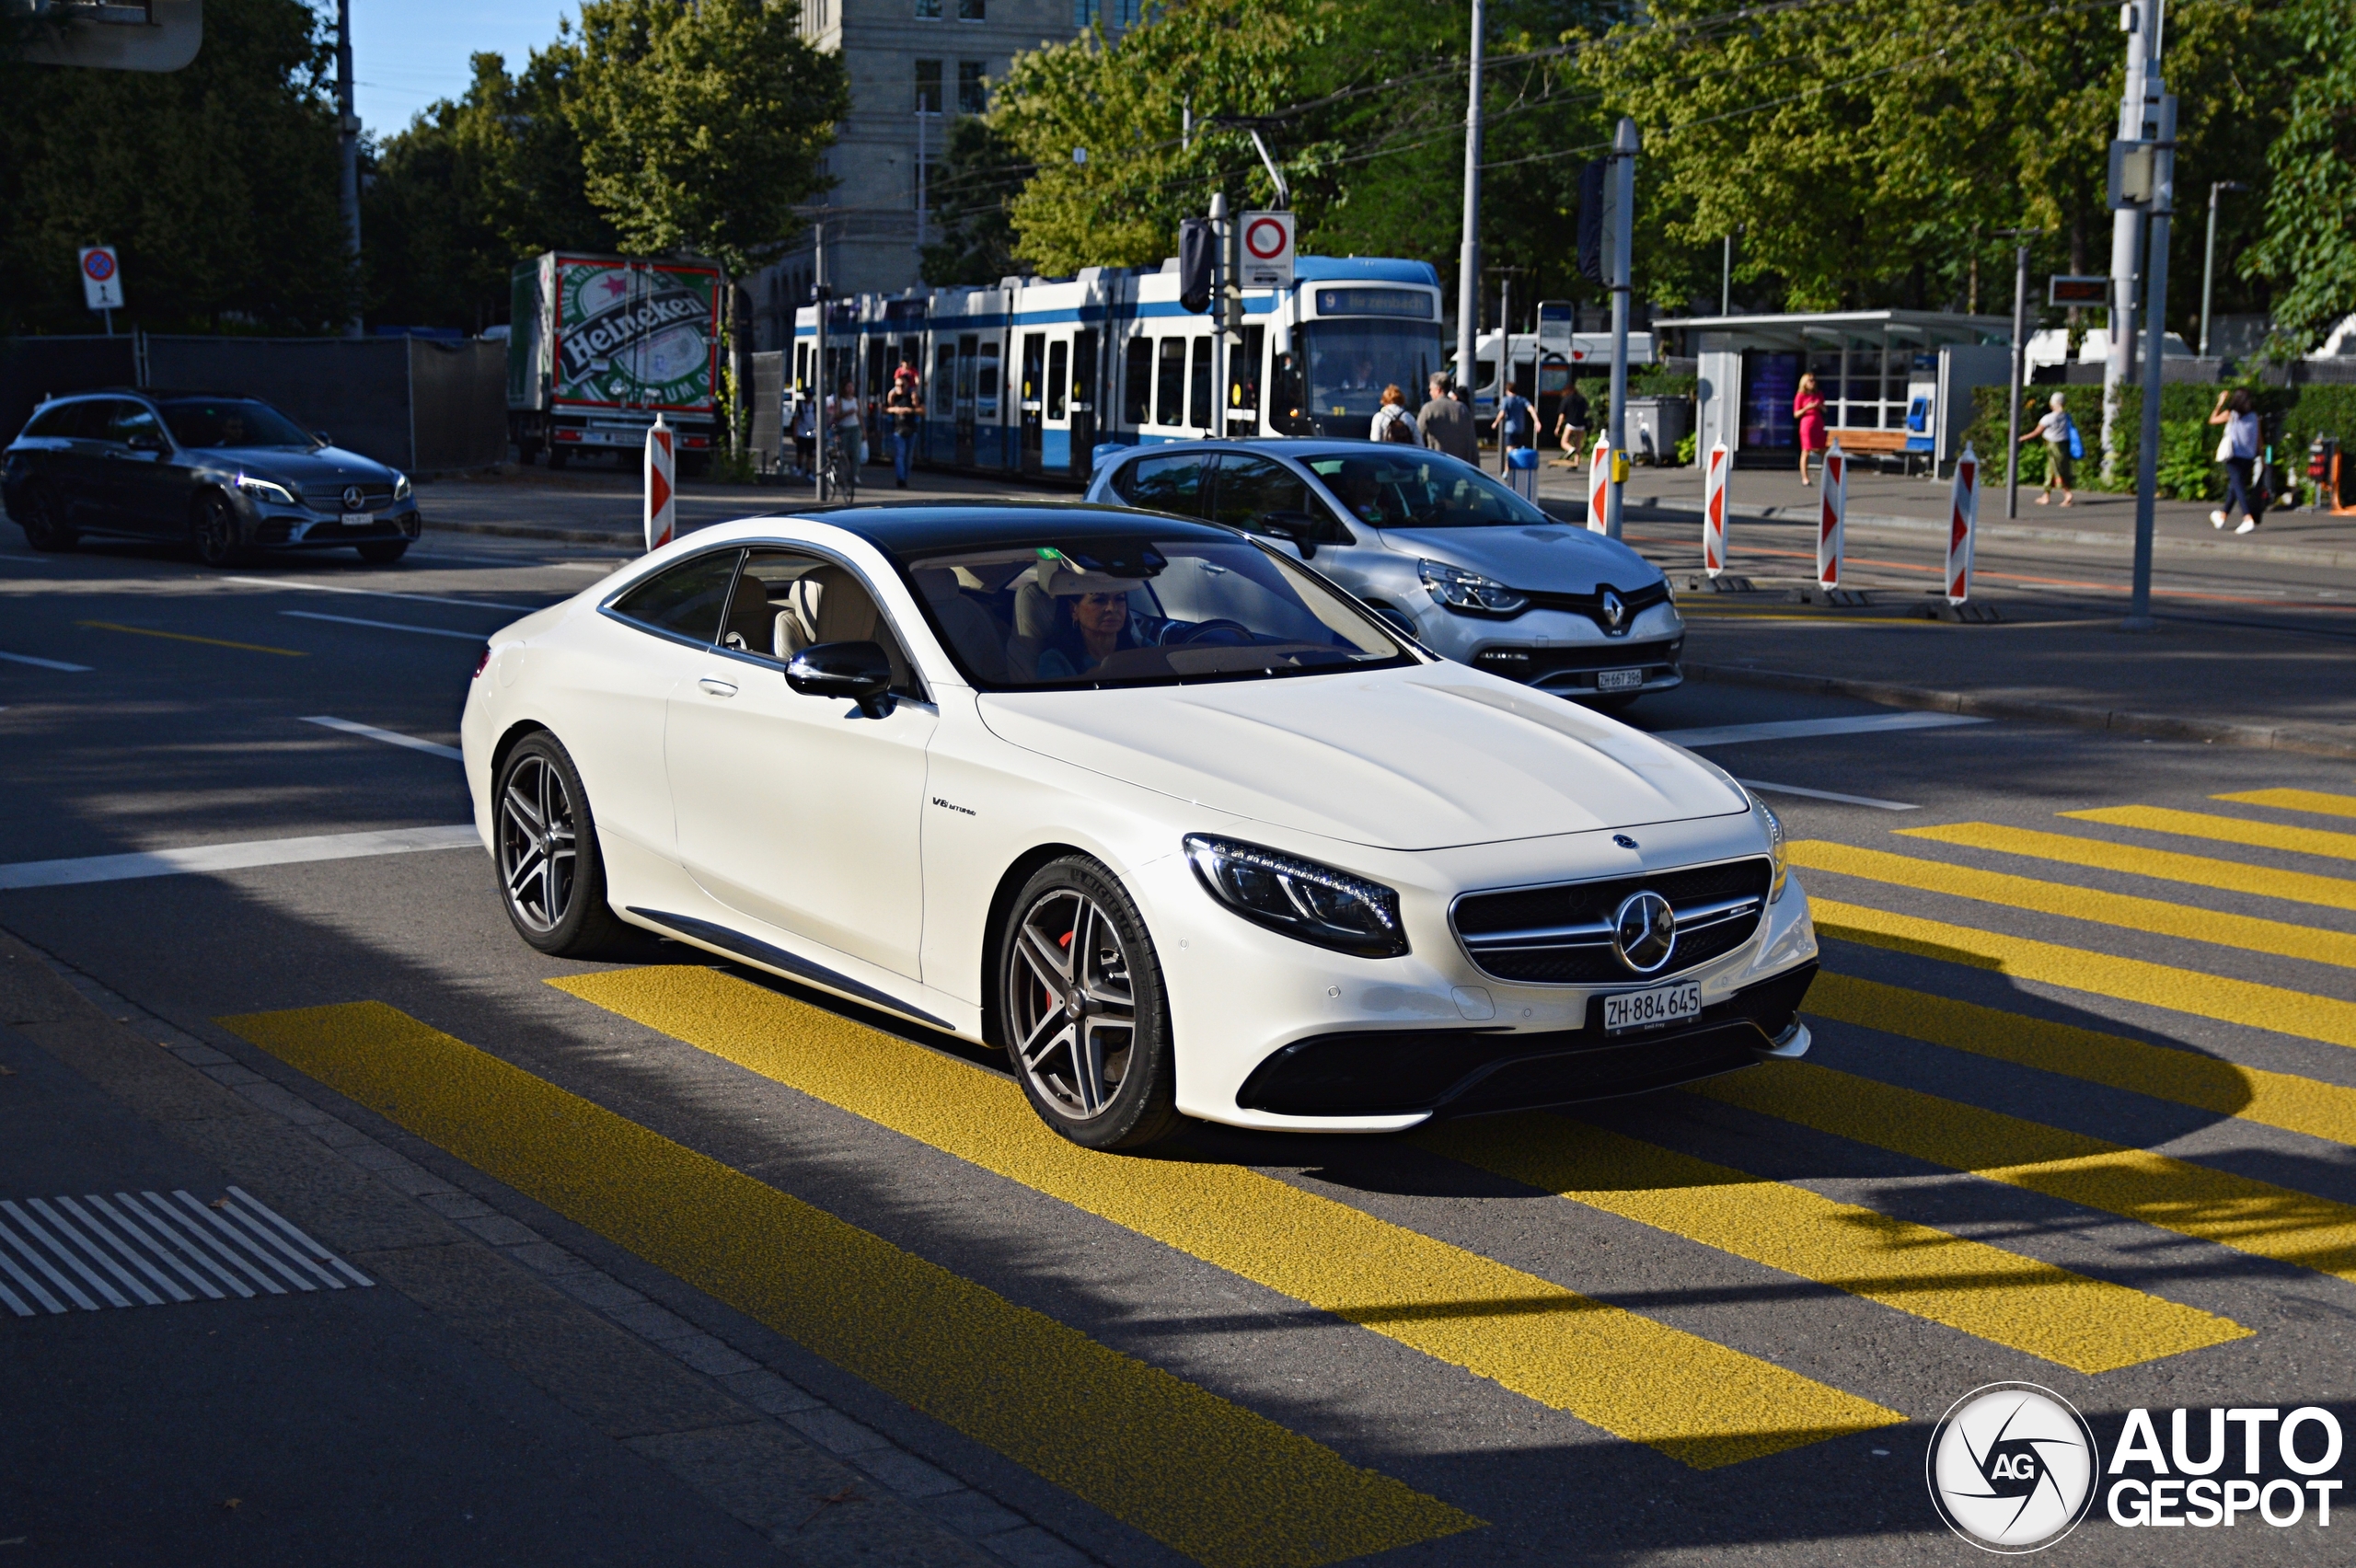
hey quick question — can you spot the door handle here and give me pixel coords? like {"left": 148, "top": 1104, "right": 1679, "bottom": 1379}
{"left": 698, "top": 676, "right": 739, "bottom": 698}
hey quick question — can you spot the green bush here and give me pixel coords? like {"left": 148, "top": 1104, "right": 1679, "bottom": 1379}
{"left": 1969, "top": 380, "right": 2356, "bottom": 502}
{"left": 1674, "top": 430, "right": 1698, "bottom": 467}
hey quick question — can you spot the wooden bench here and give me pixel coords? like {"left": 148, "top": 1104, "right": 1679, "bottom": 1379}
{"left": 1828, "top": 426, "right": 1926, "bottom": 475}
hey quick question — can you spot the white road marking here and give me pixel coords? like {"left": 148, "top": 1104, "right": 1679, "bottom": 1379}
{"left": 0, "top": 824, "right": 479, "bottom": 891}
{"left": 0, "top": 650, "right": 92, "bottom": 672}
{"left": 1736, "top": 778, "right": 1921, "bottom": 812}
{"left": 1653, "top": 711, "right": 1987, "bottom": 747}
{"left": 224, "top": 575, "right": 544, "bottom": 613}
{"left": 281, "top": 609, "right": 484, "bottom": 640}
{"left": 302, "top": 714, "right": 464, "bottom": 761}
{"left": 0, "top": 1189, "right": 367, "bottom": 1317}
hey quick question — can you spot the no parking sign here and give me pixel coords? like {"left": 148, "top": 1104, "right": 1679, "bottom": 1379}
{"left": 1239, "top": 211, "right": 1294, "bottom": 289}
{"left": 78, "top": 246, "right": 122, "bottom": 312}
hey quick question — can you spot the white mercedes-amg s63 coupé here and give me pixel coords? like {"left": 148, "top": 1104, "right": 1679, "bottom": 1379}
{"left": 461, "top": 504, "right": 1819, "bottom": 1150}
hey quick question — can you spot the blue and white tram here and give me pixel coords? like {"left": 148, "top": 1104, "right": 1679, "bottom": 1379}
{"left": 790, "top": 255, "right": 1445, "bottom": 482}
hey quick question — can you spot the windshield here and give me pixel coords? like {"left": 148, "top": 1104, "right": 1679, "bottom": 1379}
{"left": 1304, "top": 450, "right": 1553, "bottom": 529}
{"left": 158, "top": 398, "right": 318, "bottom": 449}
{"left": 900, "top": 535, "right": 1409, "bottom": 689}
{"left": 1301, "top": 320, "right": 1444, "bottom": 437}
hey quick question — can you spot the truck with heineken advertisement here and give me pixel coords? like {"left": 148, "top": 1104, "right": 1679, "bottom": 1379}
{"left": 507, "top": 251, "right": 722, "bottom": 470}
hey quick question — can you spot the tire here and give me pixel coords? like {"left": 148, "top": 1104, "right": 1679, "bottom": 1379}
{"left": 493, "top": 732, "right": 630, "bottom": 958}
{"left": 356, "top": 539, "right": 410, "bottom": 565}
{"left": 999, "top": 856, "right": 1184, "bottom": 1150}
{"left": 190, "top": 491, "right": 242, "bottom": 568}
{"left": 15, "top": 484, "right": 75, "bottom": 552}
{"left": 547, "top": 446, "right": 570, "bottom": 469}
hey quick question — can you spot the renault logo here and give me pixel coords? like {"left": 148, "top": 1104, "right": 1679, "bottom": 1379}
{"left": 1600, "top": 586, "right": 1627, "bottom": 634}
{"left": 1611, "top": 890, "right": 1676, "bottom": 974}
{"left": 341, "top": 484, "right": 366, "bottom": 511}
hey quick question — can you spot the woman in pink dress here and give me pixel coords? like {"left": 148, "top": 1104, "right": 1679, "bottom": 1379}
{"left": 1793, "top": 373, "right": 1829, "bottom": 485}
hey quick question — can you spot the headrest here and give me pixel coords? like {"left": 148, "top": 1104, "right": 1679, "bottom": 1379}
{"left": 909, "top": 567, "right": 960, "bottom": 605}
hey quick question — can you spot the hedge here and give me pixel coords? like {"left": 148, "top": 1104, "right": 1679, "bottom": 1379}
{"left": 1968, "top": 382, "right": 2356, "bottom": 502}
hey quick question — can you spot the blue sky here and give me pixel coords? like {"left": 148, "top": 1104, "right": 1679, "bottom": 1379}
{"left": 347, "top": 1, "right": 578, "bottom": 137}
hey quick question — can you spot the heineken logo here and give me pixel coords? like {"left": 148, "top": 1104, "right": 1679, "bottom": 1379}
{"left": 557, "top": 285, "right": 710, "bottom": 386}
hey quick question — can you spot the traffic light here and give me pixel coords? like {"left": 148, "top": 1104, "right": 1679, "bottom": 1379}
{"left": 1179, "top": 219, "right": 1215, "bottom": 314}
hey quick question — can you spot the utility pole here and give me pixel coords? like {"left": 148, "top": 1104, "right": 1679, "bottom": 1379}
{"left": 2199, "top": 179, "right": 2243, "bottom": 358}
{"left": 915, "top": 108, "right": 929, "bottom": 258}
{"left": 1208, "top": 192, "right": 1229, "bottom": 439}
{"left": 2100, "top": 0, "right": 2157, "bottom": 480}
{"left": 1721, "top": 230, "right": 1737, "bottom": 316}
{"left": 2125, "top": 87, "right": 2176, "bottom": 632}
{"left": 336, "top": 0, "right": 362, "bottom": 338}
{"left": 1996, "top": 228, "right": 2037, "bottom": 519}
{"left": 813, "top": 222, "right": 830, "bottom": 501}
{"left": 1605, "top": 117, "right": 1637, "bottom": 540}
{"left": 1454, "top": 0, "right": 1484, "bottom": 394}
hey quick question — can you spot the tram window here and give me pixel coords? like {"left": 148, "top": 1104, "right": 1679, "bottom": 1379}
{"left": 1188, "top": 337, "right": 1213, "bottom": 429}
{"left": 1124, "top": 338, "right": 1152, "bottom": 424}
{"left": 1156, "top": 339, "right": 1185, "bottom": 426}
{"left": 1047, "top": 341, "right": 1068, "bottom": 420}
{"left": 976, "top": 340, "right": 1000, "bottom": 409}
{"left": 935, "top": 344, "right": 956, "bottom": 405}
{"left": 1227, "top": 325, "right": 1264, "bottom": 415}
{"left": 1073, "top": 329, "right": 1097, "bottom": 409}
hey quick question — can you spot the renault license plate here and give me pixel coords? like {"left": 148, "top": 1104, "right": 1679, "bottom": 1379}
{"left": 1596, "top": 668, "right": 1644, "bottom": 691}
{"left": 341, "top": 510, "right": 371, "bottom": 526}
{"left": 1603, "top": 981, "right": 1703, "bottom": 1034}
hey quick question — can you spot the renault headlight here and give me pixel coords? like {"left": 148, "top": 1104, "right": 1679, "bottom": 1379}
{"left": 1184, "top": 835, "right": 1409, "bottom": 958}
{"left": 1417, "top": 559, "right": 1529, "bottom": 616}
{"left": 1757, "top": 795, "right": 1789, "bottom": 902}
{"left": 236, "top": 473, "right": 297, "bottom": 506}
{"left": 392, "top": 471, "right": 412, "bottom": 502}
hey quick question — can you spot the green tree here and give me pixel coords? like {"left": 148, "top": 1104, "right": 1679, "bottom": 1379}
{"left": 0, "top": 0, "right": 351, "bottom": 334}
{"left": 2245, "top": 0, "right": 2356, "bottom": 351}
{"left": 920, "top": 117, "right": 1028, "bottom": 288}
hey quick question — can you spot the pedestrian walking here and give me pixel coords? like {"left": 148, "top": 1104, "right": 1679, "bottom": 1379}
{"left": 1553, "top": 381, "right": 1591, "bottom": 468}
{"left": 1418, "top": 375, "right": 1476, "bottom": 463}
{"left": 884, "top": 366, "right": 921, "bottom": 489}
{"left": 2209, "top": 387, "right": 2266, "bottom": 535}
{"left": 1794, "top": 372, "right": 1829, "bottom": 486}
{"left": 823, "top": 377, "right": 862, "bottom": 501}
{"left": 1369, "top": 385, "right": 1420, "bottom": 444}
{"left": 1492, "top": 381, "right": 1535, "bottom": 474}
{"left": 791, "top": 385, "right": 817, "bottom": 478}
{"left": 2019, "top": 392, "right": 2077, "bottom": 506}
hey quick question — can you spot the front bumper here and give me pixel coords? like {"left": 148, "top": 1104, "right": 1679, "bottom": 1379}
{"left": 1418, "top": 603, "right": 1686, "bottom": 698}
{"left": 244, "top": 503, "right": 422, "bottom": 548}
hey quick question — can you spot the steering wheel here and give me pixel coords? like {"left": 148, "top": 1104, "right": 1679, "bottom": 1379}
{"left": 1162, "top": 618, "right": 1255, "bottom": 647}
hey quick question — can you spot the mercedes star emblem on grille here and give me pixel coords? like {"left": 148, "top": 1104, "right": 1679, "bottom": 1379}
{"left": 1611, "top": 890, "right": 1677, "bottom": 974}
{"left": 341, "top": 484, "right": 365, "bottom": 511}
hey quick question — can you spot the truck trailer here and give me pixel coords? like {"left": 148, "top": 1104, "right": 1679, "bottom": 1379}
{"left": 507, "top": 251, "right": 722, "bottom": 470}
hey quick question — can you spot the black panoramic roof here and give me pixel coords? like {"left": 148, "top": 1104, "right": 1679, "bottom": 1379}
{"left": 820, "top": 502, "right": 1232, "bottom": 559}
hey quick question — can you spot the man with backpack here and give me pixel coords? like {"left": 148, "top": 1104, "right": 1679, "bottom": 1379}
{"left": 2019, "top": 392, "right": 2077, "bottom": 507}
{"left": 1492, "top": 380, "right": 1535, "bottom": 474}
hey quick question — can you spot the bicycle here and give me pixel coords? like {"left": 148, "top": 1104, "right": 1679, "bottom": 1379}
{"left": 821, "top": 424, "right": 860, "bottom": 503}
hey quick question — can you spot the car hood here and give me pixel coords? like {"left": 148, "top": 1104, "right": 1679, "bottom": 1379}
{"left": 1372, "top": 525, "right": 1659, "bottom": 593}
{"left": 193, "top": 445, "right": 395, "bottom": 487}
{"left": 976, "top": 662, "right": 1745, "bottom": 851}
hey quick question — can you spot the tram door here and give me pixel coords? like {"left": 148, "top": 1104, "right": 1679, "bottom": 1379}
{"left": 1018, "top": 332, "right": 1046, "bottom": 476}
{"left": 1068, "top": 329, "right": 1098, "bottom": 479}
{"left": 954, "top": 333, "right": 978, "bottom": 467}
{"left": 1043, "top": 338, "right": 1069, "bottom": 478}
{"left": 931, "top": 340, "right": 957, "bottom": 465}
{"left": 975, "top": 337, "right": 1003, "bottom": 468}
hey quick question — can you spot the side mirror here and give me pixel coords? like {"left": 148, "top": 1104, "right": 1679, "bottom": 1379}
{"left": 786, "top": 640, "right": 895, "bottom": 718}
{"left": 126, "top": 432, "right": 165, "bottom": 453}
{"left": 314, "top": 431, "right": 332, "bottom": 447}
{"left": 1259, "top": 510, "right": 1323, "bottom": 557}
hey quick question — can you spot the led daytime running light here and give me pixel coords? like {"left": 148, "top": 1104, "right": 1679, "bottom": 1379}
{"left": 1183, "top": 834, "right": 1409, "bottom": 959}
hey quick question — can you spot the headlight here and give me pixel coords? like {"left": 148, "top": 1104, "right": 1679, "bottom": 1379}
{"left": 392, "top": 471, "right": 412, "bottom": 501}
{"left": 1417, "top": 559, "right": 1529, "bottom": 616}
{"left": 1757, "top": 795, "right": 1789, "bottom": 902}
{"left": 1183, "top": 835, "right": 1409, "bottom": 958}
{"left": 236, "top": 474, "right": 297, "bottom": 506}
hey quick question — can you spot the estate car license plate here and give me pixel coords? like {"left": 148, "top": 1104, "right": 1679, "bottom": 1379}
{"left": 341, "top": 510, "right": 371, "bottom": 526}
{"left": 1596, "top": 667, "right": 1645, "bottom": 692}
{"left": 1603, "top": 981, "right": 1703, "bottom": 1033}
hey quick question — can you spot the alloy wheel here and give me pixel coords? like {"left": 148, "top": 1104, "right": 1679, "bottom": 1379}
{"left": 1007, "top": 889, "right": 1137, "bottom": 1121}
{"left": 498, "top": 754, "right": 578, "bottom": 932}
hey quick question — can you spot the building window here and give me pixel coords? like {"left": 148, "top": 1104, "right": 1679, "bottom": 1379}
{"left": 916, "top": 0, "right": 941, "bottom": 16}
{"left": 957, "top": 61, "right": 987, "bottom": 114}
{"left": 956, "top": 0, "right": 983, "bottom": 17}
{"left": 1074, "top": 0, "right": 1093, "bottom": 25}
{"left": 915, "top": 59, "right": 941, "bottom": 112}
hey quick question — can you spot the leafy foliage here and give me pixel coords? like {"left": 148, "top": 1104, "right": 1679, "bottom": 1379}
{"left": 2243, "top": 0, "right": 2356, "bottom": 352}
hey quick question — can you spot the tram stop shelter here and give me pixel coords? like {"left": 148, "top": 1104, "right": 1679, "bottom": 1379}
{"left": 1655, "top": 310, "right": 2010, "bottom": 475}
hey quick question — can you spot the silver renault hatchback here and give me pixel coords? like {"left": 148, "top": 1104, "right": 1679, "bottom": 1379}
{"left": 1085, "top": 439, "right": 1682, "bottom": 707}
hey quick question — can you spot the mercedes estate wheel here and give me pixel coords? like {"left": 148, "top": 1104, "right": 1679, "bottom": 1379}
{"left": 495, "top": 733, "right": 627, "bottom": 957}
{"left": 17, "top": 485, "right": 76, "bottom": 552}
{"left": 191, "top": 493, "right": 241, "bottom": 567}
{"left": 999, "top": 857, "right": 1182, "bottom": 1150}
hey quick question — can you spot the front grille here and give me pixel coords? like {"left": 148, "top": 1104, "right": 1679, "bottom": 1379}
{"left": 1519, "top": 580, "right": 1673, "bottom": 634}
{"left": 1451, "top": 856, "right": 1773, "bottom": 985}
{"left": 301, "top": 482, "right": 393, "bottom": 510}
{"left": 1472, "top": 638, "right": 1682, "bottom": 686}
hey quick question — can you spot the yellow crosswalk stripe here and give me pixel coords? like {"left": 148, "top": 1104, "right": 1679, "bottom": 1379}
{"left": 1812, "top": 897, "right": 2356, "bottom": 1051}
{"left": 1692, "top": 1060, "right": 2356, "bottom": 1283}
{"left": 551, "top": 966, "right": 1901, "bottom": 1470}
{"left": 2066, "top": 805, "right": 2356, "bottom": 862}
{"left": 1417, "top": 1115, "right": 2243, "bottom": 1373}
{"left": 1804, "top": 972, "right": 2356, "bottom": 1148}
{"left": 2213, "top": 789, "right": 2356, "bottom": 820}
{"left": 1791, "top": 840, "right": 2356, "bottom": 969}
{"left": 1896, "top": 822, "right": 2356, "bottom": 914}
{"left": 219, "top": 1001, "right": 1479, "bottom": 1568}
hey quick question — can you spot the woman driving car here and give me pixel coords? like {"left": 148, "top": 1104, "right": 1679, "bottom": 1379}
{"left": 1036, "top": 588, "right": 1141, "bottom": 679}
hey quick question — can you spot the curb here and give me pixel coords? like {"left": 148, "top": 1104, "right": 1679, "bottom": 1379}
{"left": 1684, "top": 661, "right": 2356, "bottom": 760}
{"left": 427, "top": 519, "right": 645, "bottom": 547}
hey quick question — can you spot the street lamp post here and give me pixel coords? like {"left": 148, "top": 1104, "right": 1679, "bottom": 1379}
{"left": 1995, "top": 228, "right": 2037, "bottom": 520}
{"left": 1454, "top": 0, "right": 1484, "bottom": 394}
{"left": 2199, "top": 179, "right": 2244, "bottom": 359}
{"left": 2125, "top": 88, "right": 2177, "bottom": 633}
{"left": 336, "top": 0, "right": 362, "bottom": 338}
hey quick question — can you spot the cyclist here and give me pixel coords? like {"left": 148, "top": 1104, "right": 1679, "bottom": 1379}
{"left": 822, "top": 377, "right": 862, "bottom": 501}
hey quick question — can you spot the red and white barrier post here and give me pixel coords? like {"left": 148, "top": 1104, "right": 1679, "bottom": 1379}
{"left": 1945, "top": 443, "right": 1980, "bottom": 603}
{"left": 643, "top": 413, "right": 676, "bottom": 554}
{"left": 1702, "top": 442, "right": 1730, "bottom": 578}
{"left": 1587, "top": 440, "right": 1611, "bottom": 535}
{"left": 1817, "top": 440, "right": 1847, "bottom": 589}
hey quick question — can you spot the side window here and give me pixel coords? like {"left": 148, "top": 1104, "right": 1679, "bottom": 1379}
{"left": 107, "top": 403, "right": 165, "bottom": 448}
{"left": 1187, "top": 337, "right": 1212, "bottom": 429}
{"left": 1207, "top": 455, "right": 1315, "bottom": 536}
{"left": 1155, "top": 339, "right": 1185, "bottom": 427}
{"left": 69, "top": 399, "right": 131, "bottom": 441}
{"left": 23, "top": 403, "right": 77, "bottom": 438}
{"left": 1121, "top": 455, "right": 1207, "bottom": 516}
{"left": 741, "top": 548, "right": 923, "bottom": 697}
{"left": 610, "top": 549, "right": 743, "bottom": 645}
{"left": 1123, "top": 338, "right": 1152, "bottom": 425}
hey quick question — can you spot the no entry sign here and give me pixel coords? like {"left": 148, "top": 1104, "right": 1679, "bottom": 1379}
{"left": 1239, "top": 211, "right": 1295, "bottom": 289}
{"left": 79, "top": 246, "right": 122, "bottom": 311}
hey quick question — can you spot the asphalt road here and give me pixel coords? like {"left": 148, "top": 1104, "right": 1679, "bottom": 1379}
{"left": 4, "top": 526, "right": 2354, "bottom": 1565}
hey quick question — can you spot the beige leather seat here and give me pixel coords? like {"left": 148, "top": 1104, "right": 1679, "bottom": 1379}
{"left": 720, "top": 570, "right": 774, "bottom": 653}
{"left": 911, "top": 568, "right": 1010, "bottom": 683}
{"left": 783, "top": 565, "right": 911, "bottom": 688}
{"left": 1006, "top": 578, "right": 1057, "bottom": 681}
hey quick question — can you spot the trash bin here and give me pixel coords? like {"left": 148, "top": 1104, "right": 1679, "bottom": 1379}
{"left": 1624, "top": 396, "right": 1693, "bottom": 465}
{"left": 1506, "top": 443, "right": 1541, "bottom": 500}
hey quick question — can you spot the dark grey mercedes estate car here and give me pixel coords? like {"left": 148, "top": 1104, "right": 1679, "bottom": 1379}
{"left": 2, "top": 390, "right": 422, "bottom": 565}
